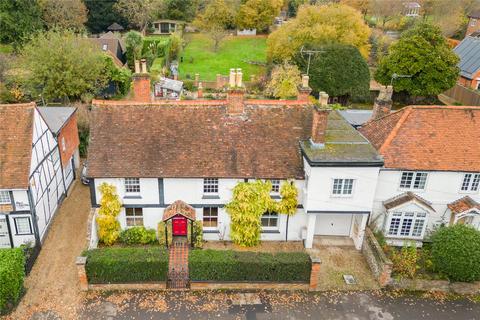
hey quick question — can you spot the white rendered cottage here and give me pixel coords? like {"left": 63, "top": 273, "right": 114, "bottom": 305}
{"left": 86, "top": 71, "right": 383, "bottom": 249}
{"left": 360, "top": 98, "right": 480, "bottom": 246}
{"left": 0, "top": 103, "right": 79, "bottom": 248}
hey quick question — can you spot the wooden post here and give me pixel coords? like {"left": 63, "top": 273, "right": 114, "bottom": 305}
{"left": 190, "top": 221, "right": 194, "bottom": 248}
{"left": 165, "top": 223, "right": 169, "bottom": 248}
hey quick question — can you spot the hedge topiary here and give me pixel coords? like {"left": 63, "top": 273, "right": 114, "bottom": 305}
{"left": 0, "top": 248, "right": 25, "bottom": 314}
{"left": 84, "top": 247, "right": 168, "bottom": 283}
{"left": 189, "top": 249, "right": 311, "bottom": 282}
{"left": 431, "top": 225, "right": 480, "bottom": 282}
{"left": 119, "top": 227, "right": 157, "bottom": 245}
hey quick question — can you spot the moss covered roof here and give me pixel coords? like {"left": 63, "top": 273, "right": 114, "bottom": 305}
{"left": 300, "top": 110, "right": 383, "bottom": 166}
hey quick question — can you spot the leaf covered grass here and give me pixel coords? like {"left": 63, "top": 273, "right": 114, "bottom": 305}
{"left": 179, "top": 34, "right": 267, "bottom": 81}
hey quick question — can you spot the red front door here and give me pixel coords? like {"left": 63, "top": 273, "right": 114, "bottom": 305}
{"left": 172, "top": 215, "right": 187, "bottom": 236}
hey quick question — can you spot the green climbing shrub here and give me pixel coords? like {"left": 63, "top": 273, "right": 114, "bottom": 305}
{"left": 119, "top": 226, "right": 157, "bottom": 245}
{"left": 193, "top": 221, "right": 203, "bottom": 248}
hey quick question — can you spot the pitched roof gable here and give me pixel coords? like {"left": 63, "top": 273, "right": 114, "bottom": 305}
{"left": 0, "top": 103, "right": 35, "bottom": 189}
{"left": 383, "top": 192, "right": 435, "bottom": 212}
{"left": 360, "top": 106, "right": 480, "bottom": 172}
{"left": 448, "top": 196, "right": 480, "bottom": 214}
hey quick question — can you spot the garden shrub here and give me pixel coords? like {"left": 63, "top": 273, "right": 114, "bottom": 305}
{"left": 0, "top": 248, "right": 25, "bottom": 314}
{"left": 157, "top": 221, "right": 172, "bottom": 246}
{"left": 192, "top": 221, "right": 203, "bottom": 248}
{"left": 119, "top": 227, "right": 157, "bottom": 245}
{"left": 96, "top": 183, "right": 122, "bottom": 246}
{"left": 189, "top": 250, "right": 311, "bottom": 282}
{"left": 84, "top": 247, "right": 168, "bottom": 283}
{"left": 431, "top": 225, "right": 480, "bottom": 282}
{"left": 390, "top": 242, "right": 418, "bottom": 279}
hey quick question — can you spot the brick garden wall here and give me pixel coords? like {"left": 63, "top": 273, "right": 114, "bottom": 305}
{"left": 362, "top": 228, "right": 392, "bottom": 287}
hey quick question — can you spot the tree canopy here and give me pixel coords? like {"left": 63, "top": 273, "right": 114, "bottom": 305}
{"left": 267, "top": 4, "right": 371, "bottom": 63}
{"left": 0, "top": 0, "right": 43, "bottom": 46}
{"left": 163, "top": 0, "right": 197, "bottom": 21}
{"left": 39, "top": 0, "right": 87, "bottom": 31}
{"left": 18, "top": 29, "right": 107, "bottom": 101}
{"left": 265, "top": 62, "right": 301, "bottom": 99}
{"left": 375, "top": 22, "right": 459, "bottom": 97}
{"left": 294, "top": 44, "right": 370, "bottom": 99}
{"left": 236, "top": 0, "right": 283, "bottom": 32}
{"left": 114, "top": 0, "right": 164, "bottom": 33}
{"left": 84, "top": 0, "right": 129, "bottom": 34}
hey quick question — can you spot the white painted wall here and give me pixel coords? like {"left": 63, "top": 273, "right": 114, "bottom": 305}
{"left": 12, "top": 190, "right": 30, "bottom": 211}
{"left": 8, "top": 214, "right": 36, "bottom": 247}
{"left": 371, "top": 169, "right": 480, "bottom": 240}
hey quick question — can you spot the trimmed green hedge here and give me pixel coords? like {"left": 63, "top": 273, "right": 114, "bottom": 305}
{"left": 84, "top": 247, "right": 168, "bottom": 283}
{"left": 0, "top": 248, "right": 25, "bottom": 314}
{"left": 189, "top": 250, "right": 311, "bottom": 282}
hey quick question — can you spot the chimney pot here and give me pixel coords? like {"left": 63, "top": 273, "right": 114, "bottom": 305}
{"left": 319, "top": 92, "right": 329, "bottom": 107}
{"left": 140, "top": 59, "right": 147, "bottom": 74}
{"left": 229, "top": 69, "right": 236, "bottom": 87}
{"left": 134, "top": 60, "right": 141, "bottom": 74}
{"left": 302, "top": 75, "right": 309, "bottom": 88}
{"left": 236, "top": 69, "right": 243, "bottom": 87}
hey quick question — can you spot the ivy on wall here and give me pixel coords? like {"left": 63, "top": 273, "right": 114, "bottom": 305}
{"left": 96, "top": 183, "right": 122, "bottom": 246}
{"left": 157, "top": 221, "right": 173, "bottom": 246}
{"left": 225, "top": 180, "right": 298, "bottom": 247}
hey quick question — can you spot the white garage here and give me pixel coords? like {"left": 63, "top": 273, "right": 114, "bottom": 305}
{"left": 314, "top": 213, "right": 353, "bottom": 236}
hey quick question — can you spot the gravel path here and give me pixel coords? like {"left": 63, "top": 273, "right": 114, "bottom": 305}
{"left": 4, "top": 183, "right": 91, "bottom": 320}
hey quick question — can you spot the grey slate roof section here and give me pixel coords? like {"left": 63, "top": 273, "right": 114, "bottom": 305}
{"left": 338, "top": 109, "right": 373, "bottom": 127}
{"left": 156, "top": 77, "right": 183, "bottom": 92}
{"left": 37, "top": 106, "right": 76, "bottom": 134}
{"left": 300, "top": 110, "right": 384, "bottom": 166}
{"left": 454, "top": 35, "right": 480, "bottom": 79}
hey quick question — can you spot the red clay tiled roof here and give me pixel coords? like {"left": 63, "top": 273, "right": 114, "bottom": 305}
{"left": 383, "top": 191, "right": 435, "bottom": 212}
{"left": 447, "top": 196, "right": 480, "bottom": 214}
{"left": 0, "top": 103, "right": 35, "bottom": 189}
{"left": 360, "top": 106, "right": 480, "bottom": 171}
{"left": 87, "top": 100, "right": 313, "bottom": 179}
{"left": 163, "top": 200, "right": 196, "bottom": 221}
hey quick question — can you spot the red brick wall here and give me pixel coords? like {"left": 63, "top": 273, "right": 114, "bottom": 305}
{"left": 466, "top": 18, "right": 480, "bottom": 37}
{"left": 311, "top": 108, "right": 329, "bottom": 145}
{"left": 133, "top": 75, "right": 151, "bottom": 102}
{"left": 58, "top": 113, "right": 80, "bottom": 168}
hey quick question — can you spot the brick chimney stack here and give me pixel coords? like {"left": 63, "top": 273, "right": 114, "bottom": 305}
{"left": 297, "top": 74, "right": 312, "bottom": 101}
{"left": 227, "top": 68, "right": 245, "bottom": 114}
{"left": 133, "top": 59, "right": 151, "bottom": 102}
{"left": 310, "top": 92, "right": 330, "bottom": 147}
{"left": 371, "top": 85, "right": 393, "bottom": 121}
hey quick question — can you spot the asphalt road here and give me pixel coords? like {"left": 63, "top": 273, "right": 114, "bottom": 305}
{"left": 79, "top": 290, "right": 480, "bottom": 320}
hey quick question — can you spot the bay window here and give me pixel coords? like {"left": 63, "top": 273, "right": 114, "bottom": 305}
{"left": 386, "top": 211, "right": 427, "bottom": 238}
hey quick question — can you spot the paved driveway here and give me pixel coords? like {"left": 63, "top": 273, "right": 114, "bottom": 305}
{"left": 4, "top": 182, "right": 91, "bottom": 320}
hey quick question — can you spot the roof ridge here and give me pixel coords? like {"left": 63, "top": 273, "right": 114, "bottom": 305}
{"left": 0, "top": 102, "right": 36, "bottom": 108}
{"left": 409, "top": 105, "right": 480, "bottom": 110}
{"left": 378, "top": 107, "right": 412, "bottom": 154}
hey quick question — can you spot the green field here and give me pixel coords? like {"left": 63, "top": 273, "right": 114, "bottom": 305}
{"left": 0, "top": 44, "right": 13, "bottom": 54}
{"left": 179, "top": 34, "right": 267, "bottom": 81}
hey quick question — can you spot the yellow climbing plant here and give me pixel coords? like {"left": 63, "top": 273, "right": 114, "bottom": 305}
{"left": 225, "top": 180, "right": 298, "bottom": 247}
{"left": 96, "top": 182, "right": 122, "bottom": 246}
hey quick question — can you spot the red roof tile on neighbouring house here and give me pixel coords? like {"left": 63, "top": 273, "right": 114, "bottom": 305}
{"left": 359, "top": 106, "right": 480, "bottom": 172}
{"left": 447, "top": 196, "right": 480, "bottom": 214}
{"left": 0, "top": 103, "right": 35, "bottom": 189}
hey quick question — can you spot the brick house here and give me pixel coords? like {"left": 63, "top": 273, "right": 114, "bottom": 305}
{"left": 360, "top": 100, "right": 480, "bottom": 246}
{"left": 86, "top": 63, "right": 383, "bottom": 250}
{"left": 454, "top": 34, "right": 480, "bottom": 90}
{"left": 0, "top": 104, "right": 79, "bottom": 249}
{"left": 466, "top": 10, "right": 480, "bottom": 37}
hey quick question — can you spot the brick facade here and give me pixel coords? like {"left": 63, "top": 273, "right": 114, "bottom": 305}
{"left": 58, "top": 113, "right": 80, "bottom": 168}
{"left": 311, "top": 107, "right": 329, "bottom": 145}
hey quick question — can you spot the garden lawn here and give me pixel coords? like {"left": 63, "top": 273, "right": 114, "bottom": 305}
{"left": 179, "top": 34, "right": 267, "bottom": 81}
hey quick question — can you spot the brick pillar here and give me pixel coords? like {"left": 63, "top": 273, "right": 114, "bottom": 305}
{"left": 198, "top": 82, "right": 203, "bottom": 98}
{"left": 297, "top": 75, "right": 312, "bottom": 101}
{"left": 379, "top": 263, "right": 392, "bottom": 287}
{"left": 227, "top": 89, "right": 245, "bottom": 115}
{"left": 133, "top": 74, "right": 151, "bottom": 102}
{"left": 311, "top": 107, "right": 330, "bottom": 146}
{"left": 216, "top": 74, "right": 222, "bottom": 89}
{"left": 76, "top": 256, "right": 88, "bottom": 291}
{"left": 309, "top": 258, "right": 322, "bottom": 291}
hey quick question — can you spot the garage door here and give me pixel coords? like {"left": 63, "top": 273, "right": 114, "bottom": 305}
{"left": 314, "top": 214, "right": 352, "bottom": 236}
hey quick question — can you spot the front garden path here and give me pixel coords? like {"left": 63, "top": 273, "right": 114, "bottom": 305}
{"left": 4, "top": 182, "right": 91, "bottom": 320}
{"left": 167, "top": 237, "right": 189, "bottom": 289}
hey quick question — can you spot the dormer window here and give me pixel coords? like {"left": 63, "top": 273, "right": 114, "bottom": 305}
{"left": 461, "top": 173, "right": 480, "bottom": 192}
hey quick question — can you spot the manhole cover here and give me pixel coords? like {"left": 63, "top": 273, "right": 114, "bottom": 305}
{"left": 231, "top": 293, "right": 262, "bottom": 306}
{"left": 343, "top": 274, "right": 356, "bottom": 285}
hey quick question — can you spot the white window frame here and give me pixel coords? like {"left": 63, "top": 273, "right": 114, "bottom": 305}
{"left": 125, "top": 207, "right": 144, "bottom": 227}
{"left": 124, "top": 178, "right": 140, "bottom": 194}
{"left": 202, "top": 207, "right": 219, "bottom": 229}
{"left": 269, "top": 179, "right": 280, "bottom": 194}
{"left": 0, "top": 191, "right": 10, "bottom": 205}
{"left": 385, "top": 211, "right": 427, "bottom": 239}
{"left": 102, "top": 44, "right": 108, "bottom": 51}
{"left": 471, "top": 18, "right": 477, "bottom": 27}
{"left": 331, "top": 178, "right": 355, "bottom": 197}
{"left": 203, "top": 178, "right": 219, "bottom": 194}
{"left": 399, "top": 171, "right": 428, "bottom": 191}
{"left": 261, "top": 211, "right": 279, "bottom": 230}
{"left": 14, "top": 216, "right": 32, "bottom": 235}
{"left": 460, "top": 173, "right": 480, "bottom": 193}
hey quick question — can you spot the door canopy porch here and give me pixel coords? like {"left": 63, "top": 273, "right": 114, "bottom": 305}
{"left": 448, "top": 196, "right": 480, "bottom": 225}
{"left": 163, "top": 200, "right": 196, "bottom": 221}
